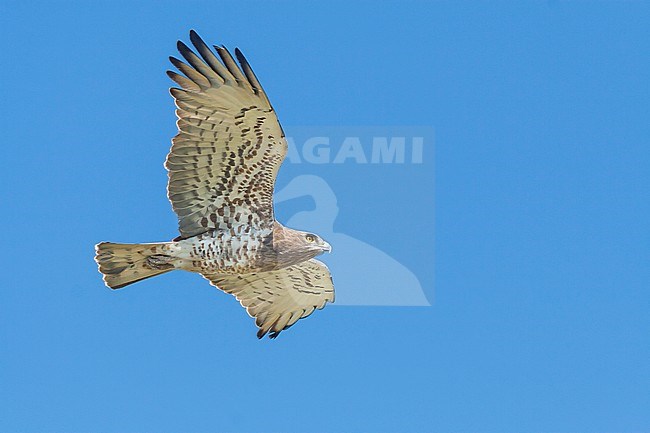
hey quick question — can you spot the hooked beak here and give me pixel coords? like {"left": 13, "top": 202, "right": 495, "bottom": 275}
{"left": 322, "top": 241, "right": 332, "bottom": 253}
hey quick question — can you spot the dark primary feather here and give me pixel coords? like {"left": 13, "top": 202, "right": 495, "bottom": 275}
{"left": 189, "top": 30, "right": 233, "bottom": 84}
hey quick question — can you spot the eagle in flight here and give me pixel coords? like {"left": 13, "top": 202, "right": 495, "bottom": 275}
{"left": 95, "top": 31, "right": 335, "bottom": 339}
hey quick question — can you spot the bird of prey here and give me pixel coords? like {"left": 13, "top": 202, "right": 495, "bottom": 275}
{"left": 95, "top": 31, "right": 334, "bottom": 339}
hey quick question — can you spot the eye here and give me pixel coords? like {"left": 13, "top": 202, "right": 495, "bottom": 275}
{"left": 305, "top": 234, "right": 316, "bottom": 243}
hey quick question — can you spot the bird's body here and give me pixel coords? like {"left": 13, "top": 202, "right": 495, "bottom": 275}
{"left": 95, "top": 31, "right": 335, "bottom": 339}
{"left": 124, "top": 222, "right": 327, "bottom": 275}
{"left": 175, "top": 227, "right": 272, "bottom": 274}
{"left": 177, "top": 228, "right": 271, "bottom": 274}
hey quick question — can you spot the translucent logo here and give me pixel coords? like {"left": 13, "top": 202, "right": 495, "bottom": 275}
{"left": 275, "top": 126, "right": 434, "bottom": 306}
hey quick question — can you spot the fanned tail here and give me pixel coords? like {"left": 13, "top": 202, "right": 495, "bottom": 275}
{"left": 94, "top": 242, "right": 175, "bottom": 289}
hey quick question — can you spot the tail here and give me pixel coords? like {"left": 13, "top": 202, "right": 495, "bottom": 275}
{"left": 95, "top": 241, "right": 175, "bottom": 289}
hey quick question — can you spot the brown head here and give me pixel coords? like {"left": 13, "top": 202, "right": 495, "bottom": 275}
{"left": 270, "top": 222, "right": 332, "bottom": 268}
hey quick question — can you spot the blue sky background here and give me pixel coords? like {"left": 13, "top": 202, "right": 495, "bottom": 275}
{"left": 1, "top": 1, "right": 649, "bottom": 432}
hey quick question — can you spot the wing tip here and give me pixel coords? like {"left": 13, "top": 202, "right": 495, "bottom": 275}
{"left": 176, "top": 40, "right": 194, "bottom": 58}
{"left": 189, "top": 29, "right": 206, "bottom": 48}
{"left": 213, "top": 44, "right": 230, "bottom": 57}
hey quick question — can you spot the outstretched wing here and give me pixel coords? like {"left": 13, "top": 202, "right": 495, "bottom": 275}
{"left": 166, "top": 31, "right": 287, "bottom": 239}
{"left": 204, "top": 259, "right": 335, "bottom": 339}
